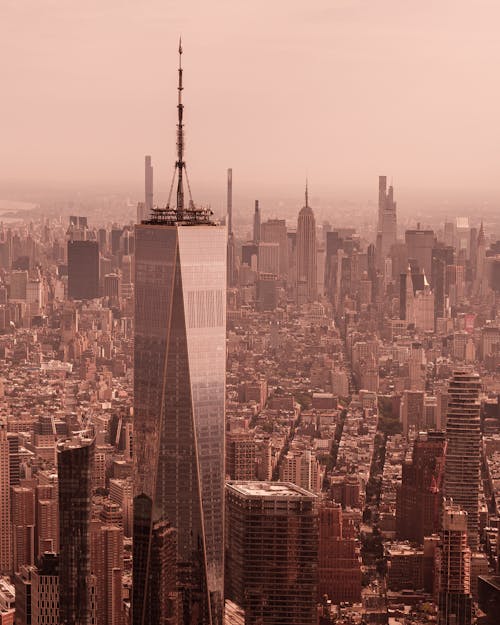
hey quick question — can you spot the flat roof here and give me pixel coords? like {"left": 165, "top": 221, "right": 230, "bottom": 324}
{"left": 227, "top": 481, "right": 316, "bottom": 499}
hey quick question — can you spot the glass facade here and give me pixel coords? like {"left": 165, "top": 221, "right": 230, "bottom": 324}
{"left": 57, "top": 436, "right": 94, "bottom": 625}
{"left": 133, "top": 224, "right": 226, "bottom": 625}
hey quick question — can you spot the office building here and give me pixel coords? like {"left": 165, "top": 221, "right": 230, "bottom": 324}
{"left": 145, "top": 155, "right": 154, "bottom": 217}
{"left": 31, "top": 553, "right": 59, "bottom": 625}
{"left": 396, "top": 431, "right": 446, "bottom": 543}
{"left": 11, "top": 486, "right": 35, "bottom": 573}
{"left": 57, "top": 435, "right": 95, "bottom": 625}
{"left": 318, "top": 501, "right": 362, "bottom": 604}
{"left": 148, "top": 521, "right": 179, "bottom": 625}
{"left": 227, "top": 168, "right": 237, "bottom": 287}
{"left": 14, "top": 564, "right": 34, "bottom": 625}
{"left": 435, "top": 502, "right": 472, "bottom": 625}
{"left": 225, "top": 481, "right": 318, "bottom": 625}
{"left": 226, "top": 432, "right": 256, "bottom": 481}
{"left": 133, "top": 43, "right": 226, "bottom": 625}
{"left": 257, "top": 242, "right": 279, "bottom": 276}
{"left": 253, "top": 200, "right": 260, "bottom": 244}
{"left": 296, "top": 185, "right": 317, "bottom": 302}
{"left": 90, "top": 519, "right": 123, "bottom": 625}
{"left": 67, "top": 241, "right": 99, "bottom": 300}
{"left": 405, "top": 228, "right": 435, "bottom": 279}
{"left": 0, "top": 422, "right": 11, "bottom": 574}
{"left": 444, "top": 369, "right": 482, "bottom": 550}
{"left": 35, "top": 485, "right": 58, "bottom": 559}
{"left": 260, "top": 219, "right": 288, "bottom": 277}
{"left": 10, "top": 271, "right": 28, "bottom": 300}
{"left": 377, "top": 175, "right": 397, "bottom": 266}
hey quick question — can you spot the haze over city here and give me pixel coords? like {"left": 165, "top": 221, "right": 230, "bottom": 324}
{"left": 2, "top": 0, "right": 500, "bottom": 214}
{"left": 2, "top": 4, "right": 500, "bottom": 625}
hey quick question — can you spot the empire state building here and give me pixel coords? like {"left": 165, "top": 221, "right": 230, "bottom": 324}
{"left": 133, "top": 42, "right": 226, "bottom": 625}
{"left": 296, "top": 184, "right": 317, "bottom": 303}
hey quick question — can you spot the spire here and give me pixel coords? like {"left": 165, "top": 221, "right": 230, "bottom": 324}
{"left": 147, "top": 41, "right": 213, "bottom": 225}
{"left": 176, "top": 37, "right": 185, "bottom": 211}
{"left": 477, "top": 220, "right": 485, "bottom": 246}
{"left": 305, "top": 179, "right": 309, "bottom": 208}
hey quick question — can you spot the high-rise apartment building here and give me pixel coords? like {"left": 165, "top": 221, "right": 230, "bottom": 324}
{"left": 133, "top": 43, "right": 226, "bottom": 625}
{"left": 90, "top": 519, "right": 123, "bottom": 625}
{"left": 226, "top": 432, "right": 256, "bottom": 481}
{"left": 253, "top": 200, "right": 260, "bottom": 244}
{"left": 225, "top": 481, "right": 318, "bottom": 625}
{"left": 444, "top": 369, "right": 482, "bottom": 550}
{"left": 31, "top": 553, "right": 60, "bottom": 625}
{"left": 435, "top": 502, "right": 472, "bottom": 625}
{"left": 0, "top": 422, "right": 11, "bottom": 575}
{"left": 14, "top": 564, "right": 34, "bottom": 625}
{"left": 227, "top": 168, "right": 237, "bottom": 287}
{"left": 35, "top": 484, "right": 58, "bottom": 558}
{"left": 11, "top": 486, "right": 35, "bottom": 573}
{"left": 57, "top": 435, "right": 95, "bottom": 625}
{"left": 397, "top": 431, "right": 447, "bottom": 543}
{"left": 67, "top": 241, "right": 99, "bottom": 300}
{"left": 296, "top": 185, "right": 317, "bottom": 302}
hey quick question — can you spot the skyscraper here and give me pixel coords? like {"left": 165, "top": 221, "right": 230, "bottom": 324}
{"left": 396, "top": 431, "right": 447, "bottom": 543}
{"left": 444, "top": 369, "right": 482, "bottom": 550}
{"left": 296, "top": 184, "right": 317, "bottom": 302}
{"left": 90, "top": 518, "right": 124, "bottom": 625}
{"left": 11, "top": 486, "right": 35, "bottom": 573}
{"left": 0, "top": 422, "right": 11, "bottom": 575}
{"left": 405, "top": 227, "right": 435, "bottom": 279}
{"left": 435, "top": 501, "right": 472, "bottom": 625}
{"left": 377, "top": 175, "right": 397, "bottom": 268}
{"left": 227, "top": 168, "right": 237, "bottom": 287}
{"left": 260, "top": 219, "right": 288, "bottom": 277}
{"left": 137, "top": 156, "right": 154, "bottom": 225}
{"left": 317, "top": 500, "right": 362, "bottom": 604}
{"left": 31, "top": 553, "right": 60, "bottom": 625}
{"left": 57, "top": 434, "right": 95, "bottom": 625}
{"left": 133, "top": 42, "right": 226, "bottom": 625}
{"left": 253, "top": 200, "right": 260, "bottom": 244}
{"left": 145, "top": 155, "right": 154, "bottom": 216}
{"left": 225, "top": 481, "right": 318, "bottom": 625}
{"left": 67, "top": 240, "right": 99, "bottom": 300}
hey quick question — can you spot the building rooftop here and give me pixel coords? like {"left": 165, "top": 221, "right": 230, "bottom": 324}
{"left": 227, "top": 480, "right": 316, "bottom": 499}
{"left": 57, "top": 433, "right": 94, "bottom": 452}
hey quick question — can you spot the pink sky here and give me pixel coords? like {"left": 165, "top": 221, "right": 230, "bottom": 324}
{"left": 1, "top": 0, "right": 500, "bottom": 206}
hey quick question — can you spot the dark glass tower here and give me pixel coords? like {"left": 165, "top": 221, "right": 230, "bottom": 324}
{"left": 133, "top": 42, "right": 226, "bottom": 625}
{"left": 57, "top": 435, "right": 95, "bottom": 625}
{"left": 67, "top": 240, "right": 99, "bottom": 300}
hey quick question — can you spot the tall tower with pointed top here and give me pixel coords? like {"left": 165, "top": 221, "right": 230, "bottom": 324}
{"left": 296, "top": 183, "right": 317, "bottom": 303}
{"left": 377, "top": 175, "right": 397, "bottom": 269}
{"left": 133, "top": 43, "right": 226, "bottom": 625}
{"left": 227, "top": 168, "right": 236, "bottom": 287}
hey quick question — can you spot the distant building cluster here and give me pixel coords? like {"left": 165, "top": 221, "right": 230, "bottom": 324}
{"left": 2, "top": 48, "right": 500, "bottom": 625}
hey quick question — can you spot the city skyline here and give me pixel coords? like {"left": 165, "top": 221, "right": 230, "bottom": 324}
{"left": 2, "top": 1, "right": 500, "bottom": 207}
{"left": 2, "top": 6, "right": 500, "bottom": 625}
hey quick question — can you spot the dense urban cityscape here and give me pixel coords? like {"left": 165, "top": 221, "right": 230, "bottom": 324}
{"left": 3, "top": 7, "right": 500, "bottom": 625}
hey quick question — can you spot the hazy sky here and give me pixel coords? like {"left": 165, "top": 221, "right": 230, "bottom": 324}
{"left": 2, "top": 0, "right": 500, "bottom": 208}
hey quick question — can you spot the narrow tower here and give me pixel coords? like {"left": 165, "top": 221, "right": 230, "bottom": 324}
{"left": 253, "top": 200, "right": 260, "bottom": 244}
{"left": 296, "top": 181, "right": 317, "bottom": 303}
{"left": 227, "top": 168, "right": 233, "bottom": 236}
{"left": 145, "top": 155, "right": 153, "bottom": 215}
{"left": 133, "top": 42, "right": 226, "bottom": 625}
{"left": 444, "top": 369, "right": 482, "bottom": 550}
{"left": 227, "top": 168, "right": 236, "bottom": 287}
